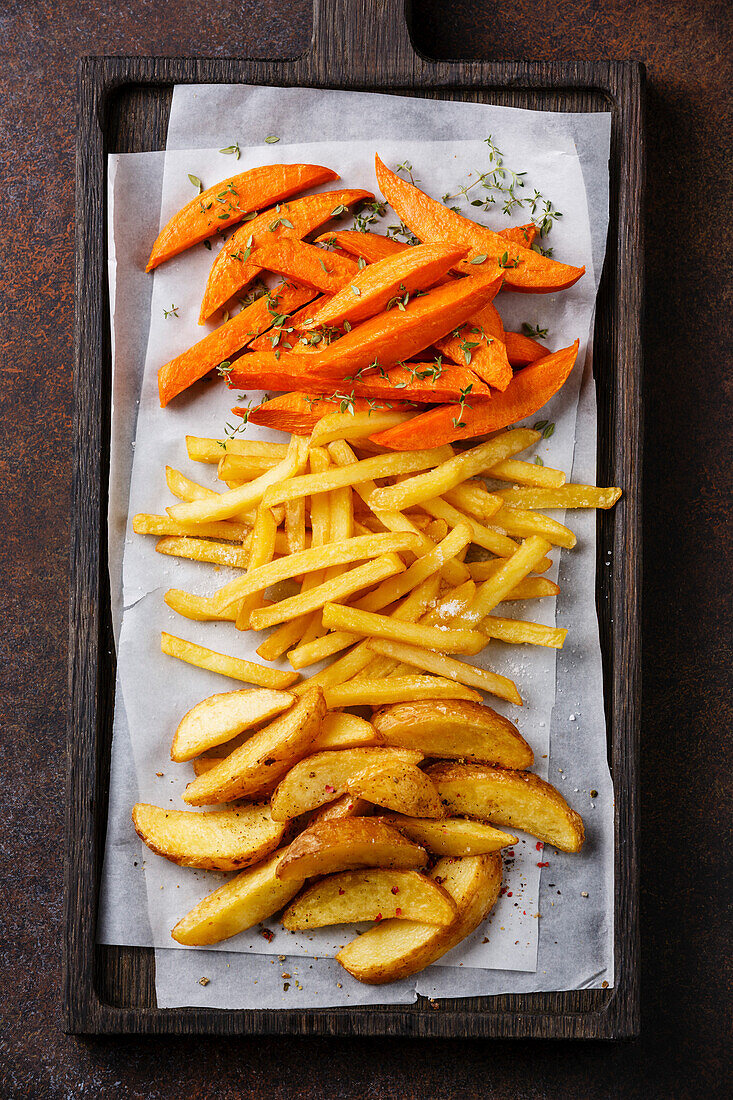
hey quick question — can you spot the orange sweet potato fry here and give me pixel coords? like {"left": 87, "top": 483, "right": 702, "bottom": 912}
{"left": 243, "top": 392, "right": 411, "bottom": 435}
{"left": 299, "top": 243, "right": 467, "bottom": 331}
{"left": 200, "top": 189, "right": 373, "bottom": 322}
{"left": 500, "top": 223, "right": 538, "bottom": 248}
{"left": 315, "top": 231, "right": 409, "bottom": 263}
{"left": 293, "top": 272, "right": 503, "bottom": 380}
{"left": 249, "top": 239, "right": 360, "bottom": 294}
{"left": 435, "top": 300, "right": 512, "bottom": 391}
{"left": 157, "top": 283, "right": 316, "bottom": 407}
{"left": 375, "top": 155, "right": 585, "bottom": 294}
{"left": 370, "top": 341, "right": 580, "bottom": 449}
{"left": 146, "top": 163, "right": 339, "bottom": 271}
{"left": 504, "top": 331, "right": 547, "bottom": 367}
{"left": 248, "top": 297, "right": 335, "bottom": 352}
{"left": 227, "top": 355, "right": 490, "bottom": 404}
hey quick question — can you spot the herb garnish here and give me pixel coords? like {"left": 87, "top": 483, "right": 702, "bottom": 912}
{"left": 188, "top": 174, "right": 203, "bottom": 193}
{"left": 163, "top": 305, "right": 179, "bottom": 319}
{"left": 522, "top": 322, "right": 549, "bottom": 339}
{"left": 452, "top": 384, "right": 474, "bottom": 429}
{"left": 219, "top": 143, "right": 241, "bottom": 160}
{"left": 264, "top": 135, "right": 280, "bottom": 144}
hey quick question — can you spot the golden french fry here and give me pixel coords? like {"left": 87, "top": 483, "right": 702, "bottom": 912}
{"left": 324, "top": 676, "right": 481, "bottom": 709}
{"left": 133, "top": 513, "right": 250, "bottom": 541}
{"left": 467, "top": 561, "right": 560, "bottom": 600}
{"left": 217, "top": 453, "right": 280, "bottom": 481}
{"left": 213, "top": 532, "right": 422, "bottom": 612}
{"left": 349, "top": 762, "right": 444, "bottom": 818}
{"left": 365, "top": 640, "right": 522, "bottom": 706}
{"left": 249, "top": 554, "right": 405, "bottom": 631}
{"left": 309, "top": 409, "right": 412, "bottom": 447}
{"left": 428, "top": 762, "right": 585, "bottom": 852}
{"left": 270, "top": 747, "right": 424, "bottom": 821}
{"left": 165, "top": 465, "right": 218, "bottom": 502}
{"left": 256, "top": 618, "right": 311, "bottom": 662}
{"left": 262, "top": 446, "right": 454, "bottom": 509}
{"left": 441, "top": 482, "right": 503, "bottom": 522}
{"left": 457, "top": 536, "right": 552, "bottom": 625}
{"left": 357, "top": 524, "right": 472, "bottom": 614}
{"left": 372, "top": 699, "right": 531, "bottom": 764}
{"left": 481, "top": 616, "right": 567, "bottom": 648}
{"left": 186, "top": 436, "right": 288, "bottom": 464}
{"left": 486, "top": 458, "right": 566, "bottom": 488}
{"left": 282, "top": 869, "right": 457, "bottom": 930}
{"left": 236, "top": 502, "right": 278, "bottom": 630}
{"left": 168, "top": 436, "right": 308, "bottom": 524}
{"left": 379, "top": 814, "right": 517, "bottom": 856}
{"left": 419, "top": 580, "right": 477, "bottom": 627}
{"left": 164, "top": 589, "right": 238, "bottom": 622}
{"left": 490, "top": 505, "right": 576, "bottom": 549}
{"left": 336, "top": 853, "right": 502, "bottom": 984}
{"left": 321, "top": 603, "right": 487, "bottom": 655}
{"left": 161, "top": 632, "right": 299, "bottom": 690}
{"left": 171, "top": 848, "right": 304, "bottom": 946}
{"left": 290, "top": 642, "right": 374, "bottom": 696}
{"left": 495, "top": 484, "right": 623, "bottom": 509}
{"left": 276, "top": 818, "right": 427, "bottom": 881}
{"left": 156, "top": 536, "right": 251, "bottom": 569}
{"left": 171, "top": 688, "right": 295, "bottom": 761}
{"left": 419, "top": 495, "right": 522, "bottom": 557}
{"left": 132, "top": 802, "right": 287, "bottom": 872}
{"left": 182, "top": 686, "right": 326, "bottom": 806}
{"left": 367, "top": 429, "right": 539, "bottom": 512}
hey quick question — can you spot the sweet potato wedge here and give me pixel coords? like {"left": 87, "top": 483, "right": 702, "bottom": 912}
{"left": 336, "top": 852, "right": 502, "bottom": 983}
{"left": 282, "top": 869, "right": 457, "bottom": 929}
{"left": 504, "top": 330, "right": 547, "bottom": 366}
{"left": 244, "top": 393, "right": 412, "bottom": 436}
{"left": 375, "top": 154, "right": 585, "bottom": 293}
{"left": 428, "top": 762, "right": 585, "bottom": 852}
{"left": 275, "top": 817, "right": 427, "bottom": 880}
{"left": 379, "top": 814, "right": 518, "bottom": 856}
{"left": 436, "top": 300, "right": 513, "bottom": 391}
{"left": 132, "top": 802, "right": 287, "bottom": 872}
{"left": 249, "top": 238, "right": 360, "bottom": 294}
{"left": 170, "top": 688, "right": 295, "bottom": 762}
{"left": 371, "top": 699, "right": 533, "bottom": 769}
{"left": 146, "top": 163, "right": 339, "bottom": 271}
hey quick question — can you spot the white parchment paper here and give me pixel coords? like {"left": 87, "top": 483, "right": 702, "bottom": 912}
{"left": 99, "top": 84, "right": 613, "bottom": 1009}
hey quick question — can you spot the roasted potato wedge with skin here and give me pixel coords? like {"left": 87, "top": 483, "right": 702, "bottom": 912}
{"left": 379, "top": 814, "right": 517, "bottom": 856}
{"left": 372, "top": 699, "right": 533, "bottom": 769}
{"left": 276, "top": 818, "right": 427, "bottom": 881}
{"left": 349, "top": 762, "right": 444, "bottom": 819}
{"left": 171, "top": 689, "right": 295, "bottom": 762}
{"left": 336, "top": 853, "right": 502, "bottom": 984}
{"left": 282, "top": 869, "right": 457, "bottom": 930}
{"left": 428, "top": 762, "right": 585, "bottom": 852}
{"left": 270, "top": 747, "right": 423, "bottom": 822}
{"left": 171, "top": 848, "right": 304, "bottom": 946}
{"left": 307, "top": 793, "right": 373, "bottom": 825}
{"left": 131, "top": 802, "right": 286, "bottom": 871}
{"left": 182, "top": 687, "right": 326, "bottom": 806}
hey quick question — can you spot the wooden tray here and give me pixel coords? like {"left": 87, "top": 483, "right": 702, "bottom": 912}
{"left": 67, "top": 0, "right": 643, "bottom": 1038}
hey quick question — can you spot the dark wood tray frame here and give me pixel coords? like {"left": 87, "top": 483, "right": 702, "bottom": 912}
{"left": 67, "top": 0, "right": 643, "bottom": 1038}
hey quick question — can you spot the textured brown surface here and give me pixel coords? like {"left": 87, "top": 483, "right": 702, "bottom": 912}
{"left": 1, "top": 0, "right": 731, "bottom": 1095}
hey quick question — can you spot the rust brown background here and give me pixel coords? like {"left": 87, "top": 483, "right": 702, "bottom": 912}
{"left": 1, "top": 0, "right": 731, "bottom": 1096}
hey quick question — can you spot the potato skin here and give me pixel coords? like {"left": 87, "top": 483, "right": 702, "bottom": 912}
{"left": 276, "top": 817, "right": 427, "bottom": 880}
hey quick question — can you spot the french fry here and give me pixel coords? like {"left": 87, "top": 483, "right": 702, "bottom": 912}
{"left": 309, "top": 409, "right": 413, "bottom": 447}
{"left": 218, "top": 453, "right": 280, "bottom": 480}
{"left": 164, "top": 588, "right": 239, "bottom": 623}
{"left": 467, "top": 560, "right": 560, "bottom": 600}
{"left": 324, "top": 676, "right": 482, "bottom": 709}
{"left": 419, "top": 580, "right": 477, "bottom": 627}
{"left": 321, "top": 603, "right": 487, "bottom": 655}
{"left": 290, "top": 641, "right": 375, "bottom": 696}
{"left": 442, "top": 482, "right": 503, "bottom": 523}
{"left": 418, "top": 495, "right": 524, "bottom": 558}
{"left": 261, "top": 446, "right": 454, "bottom": 508}
{"left": 168, "top": 435, "right": 308, "bottom": 524}
{"left": 490, "top": 505, "right": 576, "bottom": 549}
{"left": 171, "top": 687, "right": 295, "bottom": 760}
{"left": 156, "top": 536, "right": 251, "bottom": 569}
{"left": 457, "top": 536, "right": 553, "bottom": 624}
{"left": 212, "top": 532, "right": 422, "bottom": 612}
{"left": 249, "top": 554, "right": 406, "bottom": 631}
{"left": 365, "top": 639, "right": 522, "bottom": 706}
{"left": 282, "top": 869, "right": 457, "bottom": 929}
{"left": 133, "top": 514, "right": 250, "bottom": 541}
{"left": 132, "top": 802, "right": 287, "bottom": 872}
{"left": 367, "top": 429, "right": 539, "bottom": 512}
{"left": 481, "top": 616, "right": 567, "bottom": 648}
{"left": 186, "top": 436, "right": 288, "bottom": 464}
{"left": 486, "top": 458, "right": 565, "bottom": 488}
{"left": 160, "top": 632, "right": 299, "bottom": 690}
{"left": 182, "top": 686, "right": 326, "bottom": 805}
{"left": 495, "top": 485, "right": 623, "bottom": 509}
{"left": 356, "top": 525, "right": 472, "bottom": 614}
{"left": 235, "top": 503, "right": 279, "bottom": 630}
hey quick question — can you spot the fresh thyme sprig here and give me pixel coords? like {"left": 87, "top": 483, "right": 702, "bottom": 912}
{"left": 219, "top": 143, "right": 241, "bottom": 160}
{"left": 452, "top": 384, "right": 474, "bottom": 430}
{"left": 522, "top": 322, "right": 549, "bottom": 339}
{"left": 163, "top": 305, "right": 179, "bottom": 319}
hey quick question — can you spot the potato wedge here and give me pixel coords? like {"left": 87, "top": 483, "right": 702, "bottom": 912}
{"left": 372, "top": 700, "right": 533, "bottom": 769}
{"left": 379, "top": 814, "right": 517, "bottom": 856}
{"left": 275, "top": 818, "right": 427, "bottom": 881}
{"left": 308, "top": 793, "right": 373, "bottom": 825}
{"left": 282, "top": 869, "right": 457, "bottom": 929}
{"left": 182, "top": 687, "right": 326, "bottom": 806}
{"left": 171, "top": 848, "right": 303, "bottom": 946}
{"left": 336, "top": 853, "right": 502, "bottom": 984}
{"left": 131, "top": 802, "right": 286, "bottom": 871}
{"left": 171, "top": 689, "right": 295, "bottom": 762}
{"left": 349, "top": 762, "right": 444, "bottom": 819}
{"left": 270, "top": 747, "right": 423, "bottom": 822}
{"left": 428, "top": 763, "right": 585, "bottom": 852}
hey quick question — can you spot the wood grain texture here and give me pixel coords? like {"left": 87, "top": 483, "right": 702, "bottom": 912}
{"left": 66, "top": 0, "right": 643, "bottom": 1039}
